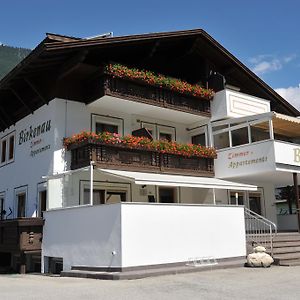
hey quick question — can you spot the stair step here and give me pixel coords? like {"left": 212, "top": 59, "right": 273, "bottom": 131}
{"left": 273, "top": 246, "right": 300, "bottom": 255}
{"left": 273, "top": 252, "right": 300, "bottom": 261}
{"left": 278, "top": 259, "right": 300, "bottom": 267}
{"left": 273, "top": 241, "right": 300, "bottom": 248}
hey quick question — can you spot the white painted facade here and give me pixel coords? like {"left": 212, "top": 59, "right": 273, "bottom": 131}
{"left": 0, "top": 84, "right": 298, "bottom": 271}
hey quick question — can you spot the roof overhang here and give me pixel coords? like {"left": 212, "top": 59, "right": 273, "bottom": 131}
{"left": 0, "top": 29, "right": 299, "bottom": 133}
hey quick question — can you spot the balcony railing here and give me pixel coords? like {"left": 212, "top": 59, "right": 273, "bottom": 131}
{"left": 101, "top": 75, "right": 211, "bottom": 116}
{"left": 70, "top": 141, "right": 214, "bottom": 176}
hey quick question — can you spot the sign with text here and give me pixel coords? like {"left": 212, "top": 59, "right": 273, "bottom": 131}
{"left": 18, "top": 120, "right": 52, "bottom": 158}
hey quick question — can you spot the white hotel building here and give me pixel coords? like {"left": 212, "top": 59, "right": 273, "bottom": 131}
{"left": 0, "top": 30, "right": 299, "bottom": 275}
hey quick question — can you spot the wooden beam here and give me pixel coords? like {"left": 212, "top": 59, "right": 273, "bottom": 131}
{"left": 57, "top": 50, "right": 88, "bottom": 80}
{"left": 24, "top": 78, "right": 48, "bottom": 105}
{"left": 0, "top": 106, "right": 13, "bottom": 127}
{"left": 10, "top": 88, "right": 34, "bottom": 114}
{"left": 148, "top": 40, "right": 160, "bottom": 59}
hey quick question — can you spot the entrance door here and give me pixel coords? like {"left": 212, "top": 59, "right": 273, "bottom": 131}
{"left": 248, "top": 192, "right": 262, "bottom": 215}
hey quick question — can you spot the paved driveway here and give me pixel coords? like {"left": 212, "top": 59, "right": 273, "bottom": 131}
{"left": 0, "top": 266, "right": 299, "bottom": 300}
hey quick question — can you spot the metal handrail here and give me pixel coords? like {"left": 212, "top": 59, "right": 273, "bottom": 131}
{"left": 244, "top": 207, "right": 277, "bottom": 256}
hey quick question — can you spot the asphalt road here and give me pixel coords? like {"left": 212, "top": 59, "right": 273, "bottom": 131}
{"left": 0, "top": 266, "right": 299, "bottom": 300}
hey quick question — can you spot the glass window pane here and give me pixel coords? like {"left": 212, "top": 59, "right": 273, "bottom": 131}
{"left": 250, "top": 125, "right": 270, "bottom": 143}
{"left": 9, "top": 135, "right": 14, "bottom": 160}
{"left": 83, "top": 188, "right": 105, "bottom": 205}
{"left": 1, "top": 140, "right": 6, "bottom": 163}
{"left": 17, "top": 193, "right": 26, "bottom": 217}
{"left": 231, "top": 127, "right": 249, "bottom": 147}
{"left": 106, "top": 191, "right": 126, "bottom": 204}
{"left": 96, "top": 123, "right": 118, "bottom": 134}
{"left": 192, "top": 134, "right": 206, "bottom": 146}
{"left": 159, "top": 132, "right": 172, "bottom": 142}
{"left": 213, "top": 132, "right": 230, "bottom": 149}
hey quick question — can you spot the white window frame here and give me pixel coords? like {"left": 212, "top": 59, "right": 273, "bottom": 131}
{"left": 80, "top": 181, "right": 130, "bottom": 205}
{"left": 189, "top": 125, "right": 208, "bottom": 146}
{"left": 14, "top": 186, "right": 28, "bottom": 218}
{"left": 157, "top": 125, "right": 176, "bottom": 141}
{"left": 0, "top": 132, "right": 15, "bottom": 166}
{"left": 140, "top": 121, "right": 176, "bottom": 141}
{"left": 91, "top": 114, "right": 123, "bottom": 135}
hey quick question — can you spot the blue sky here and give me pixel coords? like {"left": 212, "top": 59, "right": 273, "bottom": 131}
{"left": 1, "top": 0, "right": 299, "bottom": 108}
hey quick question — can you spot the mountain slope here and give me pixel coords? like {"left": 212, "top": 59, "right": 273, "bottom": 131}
{"left": 0, "top": 45, "right": 31, "bottom": 80}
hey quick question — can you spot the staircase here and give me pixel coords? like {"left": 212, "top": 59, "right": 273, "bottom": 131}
{"left": 272, "top": 233, "right": 300, "bottom": 266}
{"left": 244, "top": 208, "right": 300, "bottom": 266}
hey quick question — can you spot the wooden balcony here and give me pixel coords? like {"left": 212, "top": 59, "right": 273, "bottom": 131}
{"left": 0, "top": 218, "right": 43, "bottom": 253}
{"left": 100, "top": 75, "right": 211, "bottom": 116}
{"left": 0, "top": 218, "right": 43, "bottom": 273}
{"left": 70, "top": 141, "right": 214, "bottom": 177}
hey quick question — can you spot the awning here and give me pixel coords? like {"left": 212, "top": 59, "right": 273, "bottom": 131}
{"left": 253, "top": 112, "right": 300, "bottom": 138}
{"left": 98, "top": 169, "right": 257, "bottom": 191}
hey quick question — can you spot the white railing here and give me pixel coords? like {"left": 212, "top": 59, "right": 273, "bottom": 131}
{"left": 244, "top": 207, "right": 277, "bottom": 256}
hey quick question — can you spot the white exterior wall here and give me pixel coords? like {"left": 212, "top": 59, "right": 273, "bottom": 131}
{"left": 211, "top": 89, "right": 270, "bottom": 121}
{"left": 42, "top": 204, "right": 122, "bottom": 272}
{"left": 42, "top": 203, "right": 246, "bottom": 271}
{"left": 121, "top": 203, "right": 246, "bottom": 267}
{"left": 0, "top": 96, "right": 210, "bottom": 217}
{"left": 0, "top": 101, "right": 57, "bottom": 217}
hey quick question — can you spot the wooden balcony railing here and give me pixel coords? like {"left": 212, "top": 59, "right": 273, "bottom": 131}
{"left": 101, "top": 75, "right": 211, "bottom": 116}
{"left": 70, "top": 142, "right": 214, "bottom": 176}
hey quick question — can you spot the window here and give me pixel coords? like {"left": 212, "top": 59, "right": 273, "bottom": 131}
{"left": 231, "top": 127, "right": 249, "bottom": 147}
{"left": 159, "top": 132, "right": 172, "bottom": 142}
{"left": 192, "top": 134, "right": 206, "bottom": 146}
{"left": 83, "top": 188, "right": 105, "bottom": 205}
{"left": 138, "top": 122, "right": 176, "bottom": 141}
{"left": 17, "top": 193, "right": 26, "bottom": 218}
{"left": 0, "top": 193, "right": 5, "bottom": 220}
{"left": 106, "top": 191, "right": 127, "bottom": 203}
{"left": 91, "top": 114, "right": 123, "bottom": 135}
{"left": 229, "top": 191, "right": 245, "bottom": 205}
{"left": 38, "top": 190, "right": 47, "bottom": 218}
{"left": 250, "top": 125, "right": 270, "bottom": 143}
{"left": 96, "top": 123, "right": 118, "bottom": 134}
{"left": 159, "top": 187, "right": 176, "bottom": 203}
{"left": 81, "top": 182, "right": 129, "bottom": 205}
{"left": 1, "top": 140, "right": 6, "bottom": 163}
{"left": 214, "top": 131, "right": 230, "bottom": 149}
{"left": 0, "top": 132, "right": 15, "bottom": 165}
{"left": 8, "top": 135, "right": 14, "bottom": 160}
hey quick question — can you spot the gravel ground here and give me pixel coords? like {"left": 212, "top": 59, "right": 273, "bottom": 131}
{"left": 0, "top": 266, "right": 299, "bottom": 300}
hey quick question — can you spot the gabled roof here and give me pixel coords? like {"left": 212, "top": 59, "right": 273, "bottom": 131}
{"left": 0, "top": 28, "right": 298, "bottom": 132}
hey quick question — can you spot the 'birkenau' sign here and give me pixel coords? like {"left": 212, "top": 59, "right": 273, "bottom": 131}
{"left": 18, "top": 120, "right": 51, "bottom": 145}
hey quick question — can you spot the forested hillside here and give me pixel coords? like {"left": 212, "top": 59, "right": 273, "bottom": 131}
{"left": 0, "top": 45, "right": 31, "bottom": 79}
